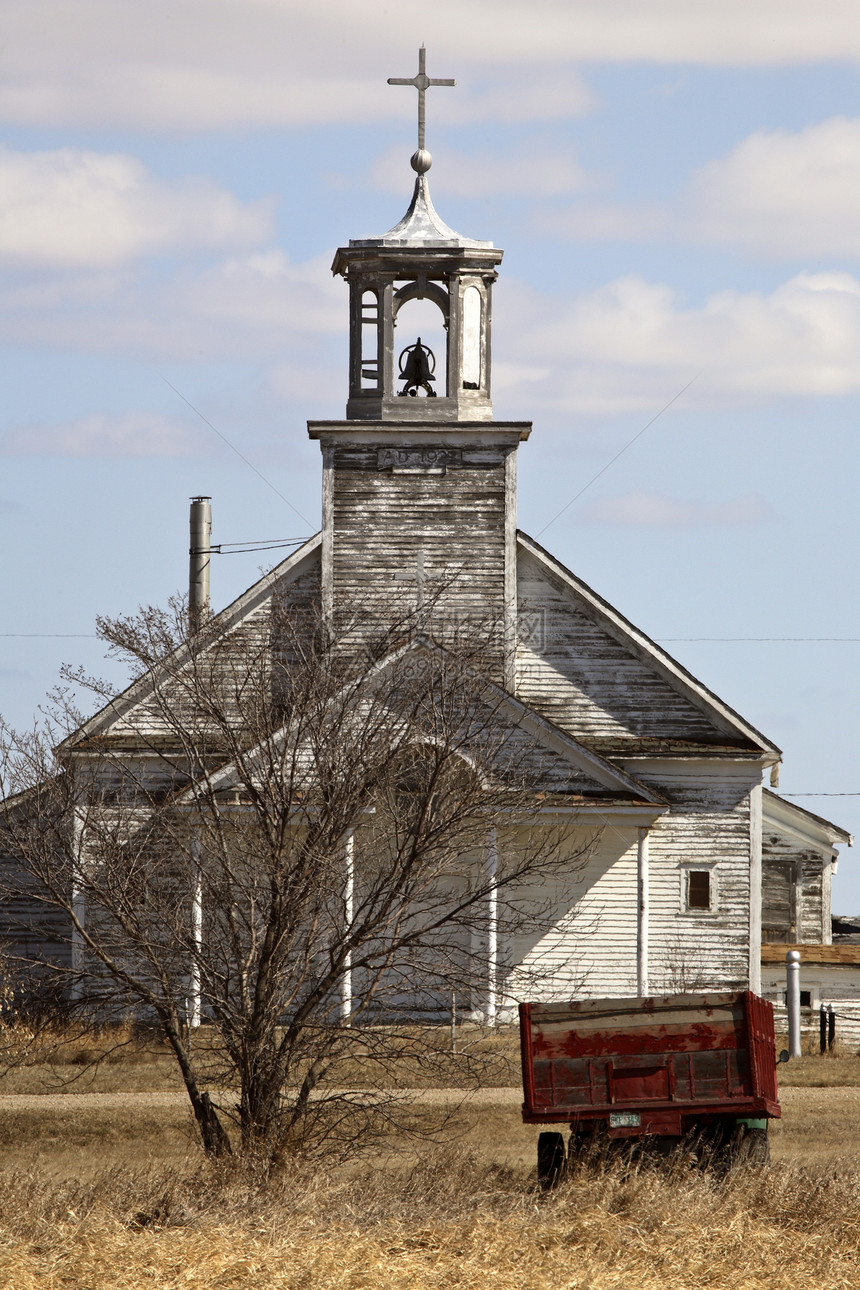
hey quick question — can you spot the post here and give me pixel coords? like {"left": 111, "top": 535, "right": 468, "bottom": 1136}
{"left": 188, "top": 832, "right": 203, "bottom": 1029}
{"left": 70, "top": 804, "right": 86, "bottom": 1000}
{"left": 786, "top": 949, "right": 802, "bottom": 1058}
{"left": 820, "top": 1005, "right": 827, "bottom": 1055}
{"left": 485, "top": 827, "right": 498, "bottom": 1027}
{"left": 340, "top": 829, "right": 355, "bottom": 1024}
{"left": 828, "top": 1006, "right": 836, "bottom": 1052}
{"left": 637, "top": 828, "right": 650, "bottom": 997}
{"left": 189, "top": 496, "right": 212, "bottom": 635}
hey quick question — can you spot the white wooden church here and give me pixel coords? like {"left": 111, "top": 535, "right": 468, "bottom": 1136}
{"left": 4, "top": 56, "right": 853, "bottom": 1028}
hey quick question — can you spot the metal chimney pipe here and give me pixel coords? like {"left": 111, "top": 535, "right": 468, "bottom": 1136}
{"left": 786, "top": 949, "right": 802, "bottom": 1058}
{"left": 189, "top": 496, "right": 212, "bottom": 634}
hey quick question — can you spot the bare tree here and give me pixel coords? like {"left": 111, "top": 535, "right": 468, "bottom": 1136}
{"left": 1, "top": 584, "right": 592, "bottom": 1162}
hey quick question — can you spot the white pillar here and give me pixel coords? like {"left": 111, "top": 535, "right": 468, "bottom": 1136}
{"left": 748, "top": 782, "right": 763, "bottom": 994}
{"left": 637, "top": 828, "right": 650, "bottom": 997}
{"left": 188, "top": 833, "right": 203, "bottom": 1029}
{"left": 485, "top": 827, "right": 498, "bottom": 1027}
{"left": 786, "top": 949, "right": 802, "bottom": 1058}
{"left": 70, "top": 805, "right": 86, "bottom": 999}
{"left": 340, "top": 829, "right": 355, "bottom": 1024}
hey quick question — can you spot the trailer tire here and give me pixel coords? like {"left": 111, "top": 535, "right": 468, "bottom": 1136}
{"left": 537, "top": 1132, "right": 566, "bottom": 1189}
{"left": 733, "top": 1126, "right": 769, "bottom": 1167}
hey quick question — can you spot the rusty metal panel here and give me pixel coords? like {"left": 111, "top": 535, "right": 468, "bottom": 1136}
{"left": 521, "top": 991, "right": 780, "bottom": 1131}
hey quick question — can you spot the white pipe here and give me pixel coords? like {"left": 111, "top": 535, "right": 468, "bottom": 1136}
{"left": 485, "top": 827, "right": 498, "bottom": 1027}
{"left": 637, "top": 828, "right": 650, "bottom": 997}
{"left": 340, "top": 829, "right": 355, "bottom": 1024}
{"left": 786, "top": 949, "right": 802, "bottom": 1058}
{"left": 188, "top": 833, "right": 203, "bottom": 1028}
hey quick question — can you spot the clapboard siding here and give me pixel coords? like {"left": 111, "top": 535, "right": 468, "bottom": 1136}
{"left": 762, "top": 825, "right": 826, "bottom": 944}
{"left": 98, "top": 558, "right": 322, "bottom": 741}
{"left": 503, "top": 775, "right": 754, "bottom": 1004}
{"left": 504, "top": 827, "right": 641, "bottom": 1002}
{"left": 330, "top": 445, "right": 510, "bottom": 664}
{"left": 516, "top": 549, "right": 731, "bottom": 742}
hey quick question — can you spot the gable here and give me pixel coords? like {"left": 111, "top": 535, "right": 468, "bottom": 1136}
{"left": 63, "top": 536, "right": 322, "bottom": 747}
{"left": 195, "top": 634, "right": 666, "bottom": 813}
{"left": 516, "top": 534, "right": 778, "bottom": 757}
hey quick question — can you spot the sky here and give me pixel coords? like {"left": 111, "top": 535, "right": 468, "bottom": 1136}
{"left": 2, "top": 0, "right": 860, "bottom": 908}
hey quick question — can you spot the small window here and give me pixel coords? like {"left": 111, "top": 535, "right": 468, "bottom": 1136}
{"left": 800, "top": 990, "right": 812, "bottom": 1010}
{"left": 687, "top": 870, "right": 711, "bottom": 911}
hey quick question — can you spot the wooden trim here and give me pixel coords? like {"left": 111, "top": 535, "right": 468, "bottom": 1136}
{"left": 761, "top": 943, "right": 860, "bottom": 966}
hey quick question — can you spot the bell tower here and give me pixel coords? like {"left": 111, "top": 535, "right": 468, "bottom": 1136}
{"left": 333, "top": 48, "right": 502, "bottom": 423}
{"left": 309, "top": 50, "right": 530, "bottom": 684}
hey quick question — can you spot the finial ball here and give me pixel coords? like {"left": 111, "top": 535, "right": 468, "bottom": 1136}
{"left": 411, "top": 148, "right": 432, "bottom": 174}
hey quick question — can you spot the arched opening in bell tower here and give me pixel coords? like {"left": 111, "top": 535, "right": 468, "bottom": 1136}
{"left": 393, "top": 290, "right": 448, "bottom": 400}
{"left": 360, "top": 289, "right": 381, "bottom": 390}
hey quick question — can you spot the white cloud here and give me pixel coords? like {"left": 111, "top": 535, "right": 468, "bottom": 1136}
{"left": 0, "top": 248, "right": 342, "bottom": 360}
{"left": 0, "top": 146, "right": 273, "bottom": 267}
{"left": 371, "top": 144, "right": 595, "bottom": 200}
{"left": 0, "top": 411, "right": 206, "bottom": 458}
{"left": 497, "top": 271, "right": 860, "bottom": 413}
{"left": 580, "top": 490, "right": 774, "bottom": 527}
{"left": 686, "top": 117, "right": 860, "bottom": 259}
{"left": 540, "top": 117, "right": 860, "bottom": 261}
{"left": 1, "top": 1, "right": 858, "bottom": 133}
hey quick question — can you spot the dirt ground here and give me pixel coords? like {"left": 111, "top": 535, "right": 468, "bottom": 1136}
{"left": 1, "top": 1082, "right": 859, "bottom": 1177}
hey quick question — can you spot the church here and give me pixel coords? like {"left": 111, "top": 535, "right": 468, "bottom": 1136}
{"left": 3, "top": 54, "right": 853, "bottom": 1028}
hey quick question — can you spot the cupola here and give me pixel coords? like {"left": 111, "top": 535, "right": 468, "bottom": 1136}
{"left": 332, "top": 48, "right": 503, "bottom": 423}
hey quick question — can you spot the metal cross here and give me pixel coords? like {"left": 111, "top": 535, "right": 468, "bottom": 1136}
{"left": 388, "top": 46, "right": 455, "bottom": 152}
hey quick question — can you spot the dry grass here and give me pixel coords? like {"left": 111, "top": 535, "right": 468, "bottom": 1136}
{"left": 3, "top": 1025, "right": 860, "bottom": 1287}
{"left": 2, "top": 1146, "right": 860, "bottom": 1289}
{"left": 777, "top": 1052, "right": 860, "bottom": 1087}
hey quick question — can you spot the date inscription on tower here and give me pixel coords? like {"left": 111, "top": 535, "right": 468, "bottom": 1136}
{"left": 377, "top": 447, "right": 463, "bottom": 475}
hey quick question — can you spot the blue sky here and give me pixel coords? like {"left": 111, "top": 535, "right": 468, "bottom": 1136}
{"left": 2, "top": 1, "right": 860, "bottom": 907}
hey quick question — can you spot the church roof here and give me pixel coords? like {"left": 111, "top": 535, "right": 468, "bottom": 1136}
{"left": 516, "top": 530, "right": 781, "bottom": 760}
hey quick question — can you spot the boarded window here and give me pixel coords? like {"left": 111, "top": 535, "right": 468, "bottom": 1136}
{"left": 762, "top": 861, "right": 797, "bottom": 942}
{"left": 687, "top": 870, "right": 711, "bottom": 910}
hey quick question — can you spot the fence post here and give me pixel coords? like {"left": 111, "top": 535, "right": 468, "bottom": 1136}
{"left": 828, "top": 1005, "right": 836, "bottom": 1052}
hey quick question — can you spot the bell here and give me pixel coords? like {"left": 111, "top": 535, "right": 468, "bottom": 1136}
{"left": 399, "top": 337, "right": 436, "bottom": 396}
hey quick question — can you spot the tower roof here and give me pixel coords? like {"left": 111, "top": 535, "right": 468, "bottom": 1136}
{"left": 349, "top": 173, "right": 493, "bottom": 251}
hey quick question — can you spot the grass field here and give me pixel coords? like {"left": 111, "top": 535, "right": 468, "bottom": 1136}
{"left": 3, "top": 1027, "right": 860, "bottom": 1288}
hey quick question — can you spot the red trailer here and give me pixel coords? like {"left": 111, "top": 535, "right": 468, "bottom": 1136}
{"left": 520, "top": 991, "right": 782, "bottom": 1183}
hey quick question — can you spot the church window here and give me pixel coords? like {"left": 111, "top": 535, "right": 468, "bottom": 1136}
{"left": 686, "top": 869, "right": 712, "bottom": 911}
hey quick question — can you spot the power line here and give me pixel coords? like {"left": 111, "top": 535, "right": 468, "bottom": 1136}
{"left": 659, "top": 637, "right": 860, "bottom": 643}
{"left": 535, "top": 374, "right": 699, "bottom": 538}
{"left": 162, "top": 378, "right": 313, "bottom": 527}
{"left": 780, "top": 793, "right": 860, "bottom": 798}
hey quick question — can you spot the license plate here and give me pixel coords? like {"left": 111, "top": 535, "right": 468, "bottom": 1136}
{"left": 609, "top": 1111, "right": 641, "bottom": 1128}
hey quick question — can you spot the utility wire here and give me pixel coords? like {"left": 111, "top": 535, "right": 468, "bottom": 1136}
{"left": 162, "top": 378, "right": 313, "bottom": 527}
{"left": 659, "top": 637, "right": 860, "bottom": 643}
{"left": 536, "top": 375, "right": 699, "bottom": 538}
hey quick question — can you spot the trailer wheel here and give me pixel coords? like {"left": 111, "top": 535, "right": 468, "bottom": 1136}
{"left": 537, "top": 1132, "right": 566, "bottom": 1189}
{"left": 733, "top": 1126, "right": 770, "bottom": 1167}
